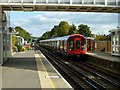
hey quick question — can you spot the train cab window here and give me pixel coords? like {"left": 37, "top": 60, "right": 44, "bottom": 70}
{"left": 81, "top": 37, "right": 86, "bottom": 51}
{"left": 68, "top": 37, "right": 74, "bottom": 51}
{"left": 75, "top": 36, "right": 80, "bottom": 39}
{"left": 76, "top": 40, "right": 80, "bottom": 49}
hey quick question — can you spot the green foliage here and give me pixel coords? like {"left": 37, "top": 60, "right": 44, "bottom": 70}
{"left": 95, "top": 34, "right": 111, "bottom": 41}
{"left": 13, "top": 46, "right": 18, "bottom": 52}
{"left": 15, "top": 44, "right": 22, "bottom": 52}
{"left": 68, "top": 24, "right": 78, "bottom": 35}
{"left": 51, "top": 26, "right": 59, "bottom": 38}
{"left": 78, "top": 24, "right": 92, "bottom": 37}
{"left": 15, "top": 26, "right": 32, "bottom": 42}
{"left": 42, "top": 31, "right": 51, "bottom": 39}
{"left": 37, "top": 21, "right": 93, "bottom": 42}
{"left": 12, "top": 35, "right": 16, "bottom": 47}
{"left": 57, "top": 21, "right": 70, "bottom": 36}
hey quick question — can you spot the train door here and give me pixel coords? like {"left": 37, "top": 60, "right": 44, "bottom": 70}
{"left": 74, "top": 38, "right": 81, "bottom": 54}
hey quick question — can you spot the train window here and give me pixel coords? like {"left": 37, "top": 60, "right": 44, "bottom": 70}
{"left": 75, "top": 36, "right": 80, "bottom": 39}
{"left": 76, "top": 40, "right": 80, "bottom": 49}
{"left": 68, "top": 37, "right": 74, "bottom": 51}
{"left": 64, "top": 41, "right": 66, "bottom": 51}
{"left": 62, "top": 41, "right": 64, "bottom": 48}
{"left": 81, "top": 37, "right": 86, "bottom": 51}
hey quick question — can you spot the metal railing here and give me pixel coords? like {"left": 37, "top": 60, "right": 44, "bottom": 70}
{"left": 0, "top": 0, "right": 119, "bottom": 6}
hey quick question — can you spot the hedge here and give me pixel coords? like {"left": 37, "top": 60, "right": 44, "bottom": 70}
{"left": 15, "top": 44, "right": 22, "bottom": 52}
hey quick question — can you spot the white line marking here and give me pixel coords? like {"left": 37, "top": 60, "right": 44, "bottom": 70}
{"left": 46, "top": 76, "right": 60, "bottom": 79}
{"left": 38, "top": 50, "right": 73, "bottom": 89}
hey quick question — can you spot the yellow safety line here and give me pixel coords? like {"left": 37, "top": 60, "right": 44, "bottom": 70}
{"left": 35, "top": 53, "right": 56, "bottom": 89}
{"left": 35, "top": 54, "right": 42, "bottom": 87}
{"left": 39, "top": 55, "right": 56, "bottom": 89}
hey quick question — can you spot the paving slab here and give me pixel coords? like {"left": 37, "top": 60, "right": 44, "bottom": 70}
{"left": 35, "top": 50, "right": 72, "bottom": 89}
{"left": 86, "top": 51, "right": 120, "bottom": 75}
{"left": 87, "top": 51, "right": 120, "bottom": 63}
{"left": 2, "top": 50, "right": 40, "bottom": 88}
{"left": 2, "top": 50, "right": 72, "bottom": 89}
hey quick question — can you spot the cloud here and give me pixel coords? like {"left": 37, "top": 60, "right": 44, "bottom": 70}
{"left": 10, "top": 12, "right": 118, "bottom": 37}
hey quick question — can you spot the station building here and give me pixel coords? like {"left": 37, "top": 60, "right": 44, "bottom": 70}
{"left": 109, "top": 27, "right": 120, "bottom": 56}
{"left": 16, "top": 36, "right": 25, "bottom": 46}
{"left": 0, "top": 11, "right": 11, "bottom": 65}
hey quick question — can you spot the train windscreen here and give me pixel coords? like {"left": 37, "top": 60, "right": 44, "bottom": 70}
{"left": 68, "top": 37, "right": 74, "bottom": 51}
{"left": 76, "top": 40, "right": 80, "bottom": 49}
{"left": 81, "top": 37, "right": 86, "bottom": 51}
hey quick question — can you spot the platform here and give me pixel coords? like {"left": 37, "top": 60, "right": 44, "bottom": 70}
{"left": 2, "top": 50, "right": 72, "bottom": 89}
{"left": 86, "top": 51, "right": 120, "bottom": 75}
{"left": 87, "top": 51, "right": 120, "bottom": 63}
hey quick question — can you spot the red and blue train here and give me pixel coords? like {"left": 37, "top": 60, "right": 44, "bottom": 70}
{"left": 39, "top": 34, "right": 87, "bottom": 58}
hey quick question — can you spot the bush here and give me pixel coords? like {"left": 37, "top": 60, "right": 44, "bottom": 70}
{"left": 13, "top": 46, "right": 18, "bottom": 52}
{"left": 15, "top": 44, "right": 22, "bottom": 52}
{"left": 12, "top": 35, "right": 16, "bottom": 47}
{"left": 22, "top": 47, "right": 26, "bottom": 51}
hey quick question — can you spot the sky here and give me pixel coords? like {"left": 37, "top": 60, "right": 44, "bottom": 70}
{"left": 10, "top": 11, "right": 119, "bottom": 37}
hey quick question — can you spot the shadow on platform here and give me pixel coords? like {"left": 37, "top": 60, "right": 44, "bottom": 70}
{"left": 3, "top": 57, "right": 38, "bottom": 71}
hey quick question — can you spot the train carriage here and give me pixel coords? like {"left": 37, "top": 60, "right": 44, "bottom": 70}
{"left": 39, "top": 34, "right": 87, "bottom": 57}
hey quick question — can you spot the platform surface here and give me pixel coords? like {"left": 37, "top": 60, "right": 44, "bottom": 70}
{"left": 2, "top": 50, "right": 72, "bottom": 89}
{"left": 87, "top": 51, "right": 120, "bottom": 63}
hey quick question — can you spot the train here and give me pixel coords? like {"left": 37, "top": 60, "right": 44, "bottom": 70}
{"left": 39, "top": 34, "right": 87, "bottom": 58}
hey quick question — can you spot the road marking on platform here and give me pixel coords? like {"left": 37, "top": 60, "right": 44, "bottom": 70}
{"left": 39, "top": 55, "right": 56, "bottom": 88}
{"left": 35, "top": 53, "right": 56, "bottom": 88}
{"left": 38, "top": 50, "right": 73, "bottom": 89}
{"left": 45, "top": 75, "right": 60, "bottom": 79}
{"left": 35, "top": 54, "right": 42, "bottom": 88}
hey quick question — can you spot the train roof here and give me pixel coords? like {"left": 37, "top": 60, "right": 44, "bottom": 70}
{"left": 39, "top": 34, "right": 84, "bottom": 42}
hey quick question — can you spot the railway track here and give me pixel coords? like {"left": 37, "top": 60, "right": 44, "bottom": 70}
{"left": 36, "top": 45, "right": 120, "bottom": 89}
{"left": 70, "top": 61, "right": 120, "bottom": 89}
{"left": 76, "top": 62, "right": 120, "bottom": 84}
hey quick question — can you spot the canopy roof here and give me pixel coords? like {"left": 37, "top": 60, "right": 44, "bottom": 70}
{"left": 109, "top": 27, "right": 120, "bottom": 32}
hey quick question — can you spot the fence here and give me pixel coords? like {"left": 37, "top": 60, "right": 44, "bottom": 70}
{"left": 95, "top": 41, "right": 111, "bottom": 53}
{"left": 87, "top": 40, "right": 111, "bottom": 53}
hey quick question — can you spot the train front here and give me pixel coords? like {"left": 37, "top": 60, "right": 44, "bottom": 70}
{"left": 67, "top": 34, "right": 87, "bottom": 56}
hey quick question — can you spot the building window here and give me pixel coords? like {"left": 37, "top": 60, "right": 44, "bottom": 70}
{"left": 95, "top": 0, "right": 105, "bottom": 5}
{"left": 107, "top": 0, "right": 116, "bottom": 5}
{"left": 112, "top": 36, "right": 115, "bottom": 45}
{"left": 72, "top": 0, "right": 82, "bottom": 4}
{"left": 116, "top": 36, "right": 118, "bottom": 45}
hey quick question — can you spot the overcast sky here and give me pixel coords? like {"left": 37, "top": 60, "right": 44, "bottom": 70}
{"left": 10, "top": 11, "right": 118, "bottom": 37}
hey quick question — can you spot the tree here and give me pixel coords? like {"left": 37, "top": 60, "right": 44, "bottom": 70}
{"left": 42, "top": 31, "right": 51, "bottom": 39}
{"left": 15, "top": 26, "right": 33, "bottom": 42}
{"left": 51, "top": 26, "right": 59, "bottom": 38}
{"left": 78, "top": 24, "right": 92, "bottom": 37}
{"left": 68, "top": 24, "right": 78, "bottom": 35}
{"left": 58, "top": 21, "right": 70, "bottom": 36}
{"left": 95, "top": 34, "right": 111, "bottom": 41}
